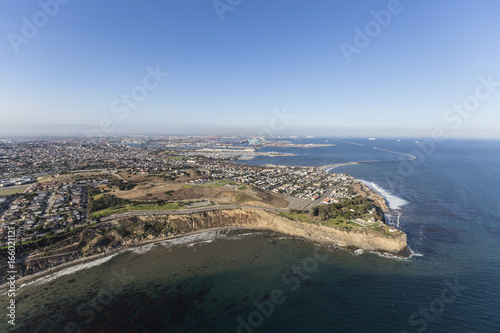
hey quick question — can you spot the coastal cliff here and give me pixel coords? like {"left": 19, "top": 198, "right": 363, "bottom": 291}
{"left": 1, "top": 207, "right": 409, "bottom": 284}
{"left": 163, "top": 208, "right": 409, "bottom": 255}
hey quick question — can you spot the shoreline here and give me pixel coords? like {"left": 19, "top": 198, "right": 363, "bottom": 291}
{"left": 1, "top": 164, "right": 412, "bottom": 289}
{"left": 1, "top": 214, "right": 410, "bottom": 291}
{"left": 0, "top": 226, "right": 251, "bottom": 292}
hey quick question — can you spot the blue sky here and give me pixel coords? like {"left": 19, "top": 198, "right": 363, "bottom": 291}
{"left": 0, "top": 0, "right": 499, "bottom": 137}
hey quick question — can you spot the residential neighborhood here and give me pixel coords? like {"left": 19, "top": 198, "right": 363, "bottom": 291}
{"left": 0, "top": 137, "right": 361, "bottom": 244}
{"left": 0, "top": 182, "right": 89, "bottom": 241}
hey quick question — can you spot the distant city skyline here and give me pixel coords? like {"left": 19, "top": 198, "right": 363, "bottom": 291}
{"left": 1, "top": 1, "right": 499, "bottom": 138}
{"left": 1, "top": 123, "right": 499, "bottom": 140}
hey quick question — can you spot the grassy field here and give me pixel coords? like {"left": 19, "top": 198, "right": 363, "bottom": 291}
{"left": 93, "top": 193, "right": 105, "bottom": 200}
{"left": 91, "top": 202, "right": 185, "bottom": 218}
{"left": 279, "top": 212, "right": 314, "bottom": 223}
{"left": 348, "top": 221, "right": 364, "bottom": 228}
{"left": 279, "top": 211, "right": 358, "bottom": 230}
{"left": 324, "top": 216, "right": 357, "bottom": 229}
{"left": 0, "top": 187, "right": 25, "bottom": 196}
{"left": 374, "top": 224, "right": 398, "bottom": 237}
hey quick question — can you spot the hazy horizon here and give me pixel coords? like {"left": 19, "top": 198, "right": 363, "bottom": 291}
{"left": 1, "top": 123, "right": 499, "bottom": 140}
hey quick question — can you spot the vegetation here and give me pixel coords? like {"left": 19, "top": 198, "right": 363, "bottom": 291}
{"left": 88, "top": 187, "right": 215, "bottom": 218}
{"left": 92, "top": 193, "right": 105, "bottom": 200}
{"left": 311, "top": 197, "right": 382, "bottom": 222}
{"left": 235, "top": 192, "right": 251, "bottom": 204}
{"left": 279, "top": 211, "right": 313, "bottom": 223}
{"left": 374, "top": 224, "right": 397, "bottom": 237}
{"left": 324, "top": 216, "right": 355, "bottom": 229}
{"left": 279, "top": 197, "right": 384, "bottom": 231}
{"left": 0, "top": 188, "right": 25, "bottom": 196}
{"left": 90, "top": 202, "right": 184, "bottom": 218}
{"left": 0, "top": 223, "right": 96, "bottom": 254}
{"left": 88, "top": 193, "right": 130, "bottom": 213}
{"left": 107, "top": 175, "right": 135, "bottom": 190}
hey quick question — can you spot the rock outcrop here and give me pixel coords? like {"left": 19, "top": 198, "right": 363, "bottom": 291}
{"left": 165, "top": 208, "right": 409, "bottom": 255}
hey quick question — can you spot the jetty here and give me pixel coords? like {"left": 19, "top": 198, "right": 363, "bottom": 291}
{"left": 320, "top": 147, "right": 417, "bottom": 171}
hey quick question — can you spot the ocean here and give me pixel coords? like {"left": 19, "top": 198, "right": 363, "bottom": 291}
{"left": 2, "top": 138, "right": 500, "bottom": 332}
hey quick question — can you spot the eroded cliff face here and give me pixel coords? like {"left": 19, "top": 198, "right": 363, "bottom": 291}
{"left": 5, "top": 208, "right": 408, "bottom": 282}
{"left": 165, "top": 208, "right": 408, "bottom": 255}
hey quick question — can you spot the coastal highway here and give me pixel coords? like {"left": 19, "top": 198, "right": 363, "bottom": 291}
{"left": 100, "top": 204, "right": 290, "bottom": 222}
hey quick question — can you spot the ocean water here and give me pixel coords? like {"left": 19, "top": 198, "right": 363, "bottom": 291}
{"left": 2, "top": 138, "right": 500, "bottom": 332}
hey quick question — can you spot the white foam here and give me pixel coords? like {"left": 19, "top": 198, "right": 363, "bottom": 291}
{"left": 129, "top": 243, "right": 157, "bottom": 254}
{"left": 187, "top": 239, "right": 214, "bottom": 247}
{"left": 361, "top": 180, "right": 409, "bottom": 210}
{"left": 276, "top": 236, "right": 298, "bottom": 240}
{"left": 18, "top": 252, "right": 120, "bottom": 290}
{"left": 407, "top": 246, "right": 424, "bottom": 258}
{"left": 236, "top": 232, "right": 259, "bottom": 237}
{"left": 157, "top": 230, "right": 224, "bottom": 249}
{"left": 368, "top": 250, "right": 408, "bottom": 261}
{"left": 354, "top": 249, "right": 365, "bottom": 255}
{"left": 13, "top": 231, "right": 226, "bottom": 290}
{"left": 125, "top": 229, "right": 232, "bottom": 254}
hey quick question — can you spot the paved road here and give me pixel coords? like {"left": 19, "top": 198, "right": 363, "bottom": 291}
{"left": 100, "top": 205, "right": 290, "bottom": 222}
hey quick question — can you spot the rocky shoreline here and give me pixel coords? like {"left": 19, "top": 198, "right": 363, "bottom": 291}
{"left": 1, "top": 206, "right": 410, "bottom": 289}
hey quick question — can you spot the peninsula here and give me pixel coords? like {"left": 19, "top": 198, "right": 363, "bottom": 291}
{"left": 0, "top": 138, "right": 410, "bottom": 285}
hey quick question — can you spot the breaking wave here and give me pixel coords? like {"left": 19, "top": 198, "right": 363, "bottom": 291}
{"left": 18, "top": 252, "right": 120, "bottom": 290}
{"left": 361, "top": 180, "right": 409, "bottom": 210}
